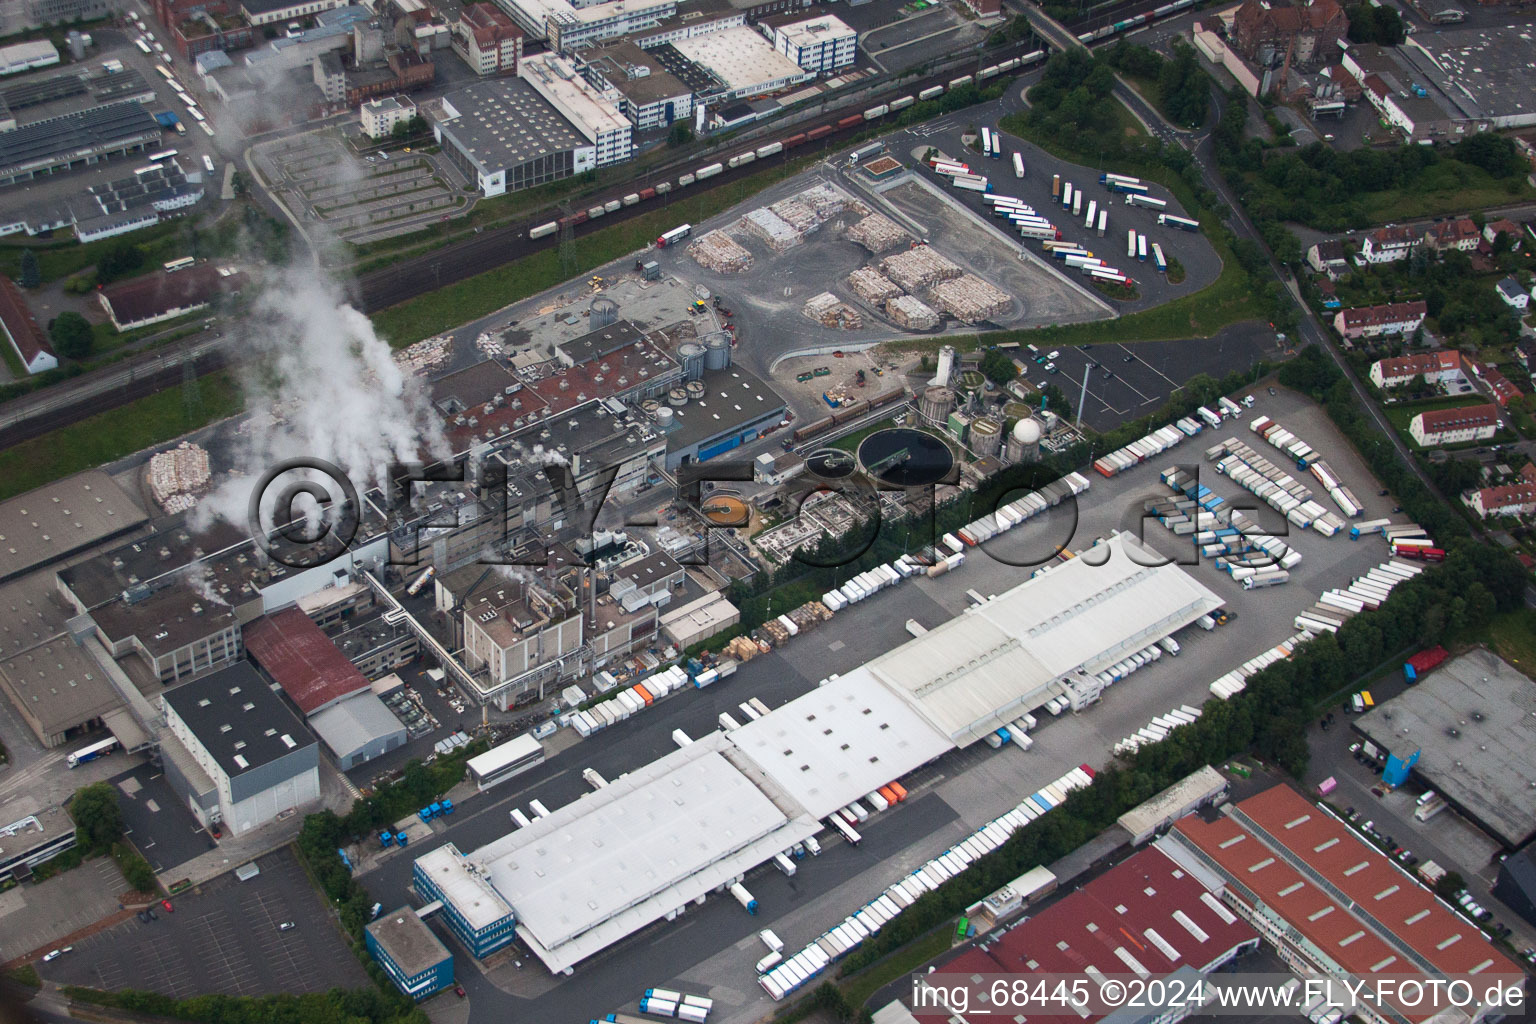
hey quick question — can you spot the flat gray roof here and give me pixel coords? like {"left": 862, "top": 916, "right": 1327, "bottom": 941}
{"left": 1355, "top": 649, "right": 1536, "bottom": 847}
{"left": 0, "top": 470, "right": 147, "bottom": 583}
{"left": 367, "top": 907, "right": 450, "bottom": 978}
{"left": 866, "top": 533, "right": 1224, "bottom": 746}
{"left": 436, "top": 78, "right": 588, "bottom": 174}
{"left": 309, "top": 691, "right": 406, "bottom": 759}
{"left": 0, "top": 634, "right": 123, "bottom": 740}
{"left": 666, "top": 365, "right": 786, "bottom": 451}
{"left": 473, "top": 731, "right": 818, "bottom": 973}
{"left": 1405, "top": 29, "right": 1536, "bottom": 123}
{"left": 1116, "top": 765, "right": 1227, "bottom": 840}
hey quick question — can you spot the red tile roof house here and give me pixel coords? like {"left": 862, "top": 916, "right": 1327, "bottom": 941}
{"left": 1166, "top": 784, "right": 1523, "bottom": 1024}
{"left": 1368, "top": 349, "right": 1463, "bottom": 389}
{"left": 1467, "top": 482, "right": 1536, "bottom": 519}
{"left": 1474, "top": 362, "right": 1524, "bottom": 407}
{"left": 97, "top": 264, "right": 247, "bottom": 332}
{"left": 0, "top": 274, "right": 56, "bottom": 374}
{"left": 1423, "top": 217, "right": 1482, "bottom": 252}
{"left": 1408, "top": 403, "right": 1499, "bottom": 446}
{"left": 1484, "top": 218, "right": 1522, "bottom": 251}
{"left": 1333, "top": 300, "right": 1427, "bottom": 340}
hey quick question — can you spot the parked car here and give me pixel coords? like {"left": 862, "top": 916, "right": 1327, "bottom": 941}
{"left": 279, "top": 922, "right": 296, "bottom": 931}
{"left": 161, "top": 899, "right": 174, "bottom": 913}
{"left": 42, "top": 950, "right": 62, "bottom": 962}
{"left": 137, "top": 911, "right": 151, "bottom": 924}
{"left": 455, "top": 986, "right": 467, "bottom": 998}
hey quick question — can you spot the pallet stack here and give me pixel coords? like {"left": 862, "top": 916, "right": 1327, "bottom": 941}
{"left": 689, "top": 231, "right": 754, "bottom": 273}
{"left": 847, "top": 267, "right": 902, "bottom": 304}
{"left": 930, "top": 274, "right": 1011, "bottom": 323}
{"left": 846, "top": 213, "right": 910, "bottom": 253}
{"left": 886, "top": 294, "right": 940, "bottom": 330}
{"left": 148, "top": 442, "right": 212, "bottom": 514}
{"left": 741, "top": 208, "right": 803, "bottom": 251}
{"left": 880, "top": 246, "right": 962, "bottom": 291}
{"left": 803, "top": 292, "right": 864, "bottom": 329}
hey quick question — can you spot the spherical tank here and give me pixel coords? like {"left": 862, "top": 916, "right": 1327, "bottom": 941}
{"left": 917, "top": 385, "right": 956, "bottom": 425}
{"left": 704, "top": 333, "right": 731, "bottom": 371}
{"left": 678, "top": 343, "right": 706, "bottom": 381}
{"left": 970, "top": 416, "right": 1003, "bottom": 458}
{"left": 1005, "top": 416, "right": 1043, "bottom": 463}
{"left": 668, "top": 386, "right": 689, "bottom": 406}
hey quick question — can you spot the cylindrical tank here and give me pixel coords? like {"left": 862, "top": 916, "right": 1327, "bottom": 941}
{"left": 970, "top": 416, "right": 1003, "bottom": 458}
{"left": 678, "top": 342, "right": 706, "bottom": 381}
{"left": 590, "top": 295, "right": 619, "bottom": 330}
{"left": 1039, "top": 409, "right": 1059, "bottom": 432}
{"left": 686, "top": 379, "right": 706, "bottom": 401}
{"left": 1005, "top": 416, "right": 1043, "bottom": 463}
{"left": 641, "top": 398, "right": 660, "bottom": 420}
{"left": 704, "top": 333, "right": 731, "bottom": 370}
{"left": 668, "top": 386, "right": 689, "bottom": 406}
{"left": 656, "top": 406, "right": 675, "bottom": 428}
{"left": 918, "top": 385, "right": 956, "bottom": 425}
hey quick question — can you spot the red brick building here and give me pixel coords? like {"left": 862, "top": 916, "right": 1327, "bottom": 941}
{"left": 1230, "top": 0, "right": 1348, "bottom": 67}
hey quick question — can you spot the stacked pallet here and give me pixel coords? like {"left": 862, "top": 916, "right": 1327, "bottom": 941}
{"left": 846, "top": 213, "right": 909, "bottom": 253}
{"left": 726, "top": 635, "right": 761, "bottom": 661}
{"left": 886, "top": 294, "right": 939, "bottom": 329}
{"left": 847, "top": 267, "right": 902, "bottom": 304}
{"left": 803, "top": 292, "right": 864, "bottom": 329}
{"left": 797, "top": 183, "right": 855, "bottom": 221}
{"left": 930, "top": 274, "right": 1010, "bottom": 323}
{"left": 689, "top": 230, "right": 753, "bottom": 273}
{"left": 880, "top": 246, "right": 962, "bottom": 291}
{"left": 394, "top": 334, "right": 452, "bottom": 375}
{"left": 741, "top": 207, "right": 802, "bottom": 251}
{"left": 769, "top": 197, "right": 819, "bottom": 235}
{"left": 149, "top": 442, "right": 212, "bottom": 514}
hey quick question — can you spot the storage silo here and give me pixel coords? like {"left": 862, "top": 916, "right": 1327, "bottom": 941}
{"left": 1005, "top": 417, "right": 1042, "bottom": 463}
{"left": 917, "top": 385, "right": 956, "bottom": 425}
{"left": 970, "top": 416, "right": 1003, "bottom": 458}
{"left": 678, "top": 343, "right": 706, "bottom": 381}
{"left": 704, "top": 333, "right": 731, "bottom": 370}
{"left": 668, "top": 386, "right": 689, "bottom": 407}
{"left": 590, "top": 295, "right": 619, "bottom": 331}
{"left": 685, "top": 379, "right": 706, "bottom": 402}
{"left": 641, "top": 398, "right": 661, "bottom": 420}
{"left": 656, "top": 407, "right": 675, "bottom": 429}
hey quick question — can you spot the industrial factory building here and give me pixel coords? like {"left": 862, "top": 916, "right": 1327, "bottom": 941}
{"left": 518, "top": 53, "right": 632, "bottom": 167}
{"left": 663, "top": 365, "right": 788, "bottom": 469}
{"left": 417, "top": 533, "right": 1224, "bottom": 975}
{"left": 431, "top": 77, "right": 594, "bottom": 196}
{"left": 0, "top": 101, "right": 162, "bottom": 186}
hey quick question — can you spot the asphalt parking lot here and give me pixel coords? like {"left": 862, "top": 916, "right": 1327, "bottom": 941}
{"left": 113, "top": 762, "right": 215, "bottom": 874}
{"left": 40, "top": 847, "right": 368, "bottom": 998}
{"left": 1014, "top": 323, "right": 1286, "bottom": 433}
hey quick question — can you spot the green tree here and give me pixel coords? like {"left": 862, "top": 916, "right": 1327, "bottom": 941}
{"left": 50, "top": 311, "right": 94, "bottom": 360}
{"left": 94, "top": 242, "right": 144, "bottom": 284}
{"left": 390, "top": 117, "right": 417, "bottom": 140}
{"left": 18, "top": 248, "right": 39, "bottom": 289}
{"left": 667, "top": 123, "right": 693, "bottom": 148}
{"left": 69, "top": 782, "right": 124, "bottom": 854}
{"left": 979, "top": 348, "right": 1018, "bottom": 385}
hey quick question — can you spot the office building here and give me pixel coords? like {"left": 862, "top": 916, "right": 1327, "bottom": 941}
{"left": 366, "top": 907, "right": 455, "bottom": 999}
{"left": 453, "top": 3, "right": 523, "bottom": 76}
{"left": 360, "top": 94, "right": 417, "bottom": 137}
{"left": 518, "top": 53, "right": 631, "bottom": 167}
{"left": 763, "top": 13, "right": 855, "bottom": 74}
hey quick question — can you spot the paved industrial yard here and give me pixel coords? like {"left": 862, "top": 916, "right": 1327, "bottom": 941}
{"left": 40, "top": 847, "right": 368, "bottom": 997}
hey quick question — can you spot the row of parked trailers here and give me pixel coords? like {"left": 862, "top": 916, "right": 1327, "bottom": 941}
{"left": 1113, "top": 702, "right": 1202, "bottom": 755}
{"left": 1207, "top": 627, "right": 1318, "bottom": 700}
{"left": 526, "top": 51, "right": 1049, "bottom": 241}
{"left": 1205, "top": 437, "right": 1348, "bottom": 537}
{"left": 758, "top": 764, "right": 1095, "bottom": 1001}
{"left": 822, "top": 558, "right": 921, "bottom": 610}
{"left": 1091, "top": 398, "right": 1249, "bottom": 478}
{"left": 1155, "top": 467, "right": 1304, "bottom": 578}
{"left": 1285, "top": 559, "right": 1425, "bottom": 637}
{"left": 953, "top": 472, "right": 1092, "bottom": 547}
{"left": 1252, "top": 418, "right": 1369, "bottom": 517}
{"left": 569, "top": 660, "right": 739, "bottom": 737}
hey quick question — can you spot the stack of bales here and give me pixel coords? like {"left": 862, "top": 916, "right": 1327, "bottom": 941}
{"left": 689, "top": 231, "right": 754, "bottom": 273}
{"left": 394, "top": 334, "right": 452, "bottom": 375}
{"left": 846, "top": 213, "right": 909, "bottom": 253}
{"left": 847, "top": 267, "right": 902, "bottom": 305}
{"left": 741, "top": 207, "right": 803, "bottom": 251}
{"left": 769, "top": 197, "right": 819, "bottom": 235}
{"left": 880, "top": 246, "right": 962, "bottom": 291}
{"left": 797, "top": 183, "right": 854, "bottom": 221}
{"left": 803, "top": 292, "right": 864, "bottom": 329}
{"left": 886, "top": 294, "right": 940, "bottom": 329}
{"left": 148, "top": 442, "right": 212, "bottom": 514}
{"left": 931, "top": 274, "right": 1011, "bottom": 323}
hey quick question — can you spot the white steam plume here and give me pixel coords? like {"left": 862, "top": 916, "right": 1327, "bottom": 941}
{"left": 178, "top": 560, "right": 230, "bottom": 607}
{"left": 195, "top": 266, "right": 450, "bottom": 530}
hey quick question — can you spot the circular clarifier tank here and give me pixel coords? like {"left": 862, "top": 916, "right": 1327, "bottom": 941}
{"left": 857, "top": 428, "right": 954, "bottom": 487}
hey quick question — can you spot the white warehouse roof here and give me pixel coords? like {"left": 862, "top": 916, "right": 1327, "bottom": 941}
{"left": 866, "top": 533, "right": 1223, "bottom": 745}
{"left": 728, "top": 671, "right": 952, "bottom": 820}
{"left": 473, "top": 732, "right": 819, "bottom": 974}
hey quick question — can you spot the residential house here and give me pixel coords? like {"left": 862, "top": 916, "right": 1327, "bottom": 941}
{"left": 1360, "top": 225, "right": 1418, "bottom": 263}
{"left": 1306, "top": 239, "right": 1349, "bottom": 276}
{"left": 1368, "top": 350, "right": 1464, "bottom": 389}
{"left": 1466, "top": 483, "right": 1536, "bottom": 519}
{"left": 1485, "top": 217, "right": 1522, "bottom": 251}
{"left": 0, "top": 274, "right": 56, "bottom": 374}
{"left": 1333, "top": 300, "right": 1427, "bottom": 340}
{"left": 1479, "top": 363, "right": 1523, "bottom": 407}
{"left": 1497, "top": 277, "right": 1530, "bottom": 311}
{"left": 1408, "top": 403, "right": 1499, "bottom": 446}
{"left": 1316, "top": 277, "right": 1341, "bottom": 309}
{"left": 1424, "top": 217, "right": 1481, "bottom": 252}
{"left": 1516, "top": 340, "right": 1536, "bottom": 370}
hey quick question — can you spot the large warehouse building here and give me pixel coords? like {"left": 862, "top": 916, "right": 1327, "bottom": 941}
{"left": 417, "top": 533, "right": 1224, "bottom": 974}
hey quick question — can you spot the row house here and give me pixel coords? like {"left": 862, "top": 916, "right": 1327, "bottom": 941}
{"left": 1408, "top": 403, "right": 1499, "bottom": 447}
{"left": 1466, "top": 483, "right": 1536, "bottom": 519}
{"left": 1360, "top": 225, "right": 1419, "bottom": 263}
{"left": 1367, "top": 349, "right": 1463, "bottom": 390}
{"left": 1476, "top": 363, "right": 1523, "bottom": 407}
{"left": 1333, "top": 300, "right": 1427, "bottom": 340}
